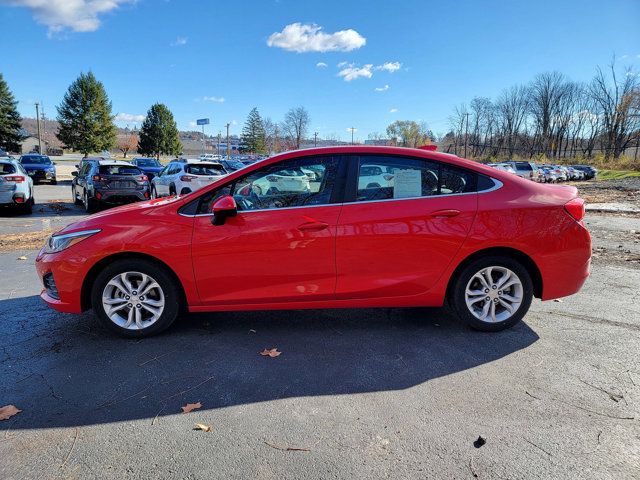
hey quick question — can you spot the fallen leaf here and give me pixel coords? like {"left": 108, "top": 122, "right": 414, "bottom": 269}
{"left": 260, "top": 348, "right": 282, "bottom": 357}
{"left": 473, "top": 435, "right": 486, "bottom": 448}
{"left": 17, "top": 256, "right": 27, "bottom": 261}
{"left": 0, "top": 405, "right": 22, "bottom": 421}
{"left": 194, "top": 423, "right": 211, "bottom": 432}
{"left": 181, "top": 402, "right": 202, "bottom": 413}
{"left": 553, "top": 299, "right": 563, "bottom": 303}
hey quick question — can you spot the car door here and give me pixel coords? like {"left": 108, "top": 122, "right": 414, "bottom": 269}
{"left": 155, "top": 164, "right": 172, "bottom": 195}
{"left": 335, "top": 154, "right": 479, "bottom": 300}
{"left": 76, "top": 162, "right": 91, "bottom": 197}
{"left": 189, "top": 155, "right": 345, "bottom": 305}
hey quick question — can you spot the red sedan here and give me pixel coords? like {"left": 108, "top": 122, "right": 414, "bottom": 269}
{"left": 35, "top": 147, "right": 591, "bottom": 337}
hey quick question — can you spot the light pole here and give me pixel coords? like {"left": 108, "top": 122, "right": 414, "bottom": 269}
{"left": 34, "top": 103, "right": 42, "bottom": 154}
{"left": 217, "top": 132, "right": 221, "bottom": 157}
{"left": 348, "top": 127, "right": 356, "bottom": 145}
{"left": 314, "top": 132, "right": 318, "bottom": 147}
{"left": 225, "top": 123, "right": 231, "bottom": 159}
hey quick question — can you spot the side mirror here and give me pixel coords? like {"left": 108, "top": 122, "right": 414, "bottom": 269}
{"left": 75, "top": 164, "right": 79, "bottom": 169}
{"left": 71, "top": 171, "right": 78, "bottom": 177}
{"left": 210, "top": 195, "right": 237, "bottom": 226}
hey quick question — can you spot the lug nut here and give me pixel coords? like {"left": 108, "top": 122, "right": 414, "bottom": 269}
{"left": 484, "top": 289, "right": 489, "bottom": 293}
{"left": 485, "top": 296, "right": 490, "bottom": 301}
{"left": 494, "top": 298, "right": 499, "bottom": 303}
{"left": 127, "top": 303, "right": 133, "bottom": 308}
{"left": 492, "top": 285, "right": 497, "bottom": 290}
{"left": 125, "top": 295, "right": 130, "bottom": 300}
{"left": 498, "top": 291, "right": 502, "bottom": 295}
{"left": 132, "top": 291, "right": 137, "bottom": 295}
{"left": 139, "top": 296, "right": 144, "bottom": 301}
{"left": 136, "top": 304, "right": 142, "bottom": 308}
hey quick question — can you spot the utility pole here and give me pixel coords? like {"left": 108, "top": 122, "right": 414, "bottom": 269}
{"left": 201, "top": 123, "right": 206, "bottom": 155}
{"left": 217, "top": 132, "right": 221, "bottom": 157}
{"left": 225, "top": 123, "right": 231, "bottom": 159}
{"left": 34, "top": 103, "right": 42, "bottom": 154}
{"left": 314, "top": 132, "right": 318, "bottom": 147}
{"left": 463, "top": 112, "right": 470, "bottom": 158}
{"left": 349, "top": 127, "right": 356, "bottom": 145}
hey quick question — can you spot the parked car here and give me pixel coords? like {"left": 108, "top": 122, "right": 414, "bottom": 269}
{"left": 71, "top": 159, "right": 150, "bottom": 213}
{"left": 218, "top": 158, "right": 246, "bottom": 172}
{"left": 151, "top": 159, "right": 227, "bottom": 197}
{"left": 0, "top": 158, "right": 34, "bottom": 213}
{"left": 18, "top": 154, "right": 57, "bottom": 184}
{"left": 36, "top": 146, "right": 591, "bottom": 338}
{"left": 503, "top": 161, "right": 539, "bottom": 181}
{"left": 358, "top": 164, "right": 395, "bottom": 189}
{"left": 199, "top": 154, "right": 223, "bottom": 161}
{"left": 572, "top": 165, "right": 598, "bottom": 180}
{"left": 487, "top": 163, "right": 517, "bottom": 175}
{"left": 565, "top": 166, "right": 584, "bottom": 181}
{"left": 130, "top": 157, "right": 164, "bottom": 180}
{"left": 540, "top": 165, "right": 567, "bottom": 182}
{"left": 538, "top": 166, "right": 559, "bottom": 183}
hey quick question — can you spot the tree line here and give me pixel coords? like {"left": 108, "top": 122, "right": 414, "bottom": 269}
{"left": 444, "top": 61, "right": 640, "bottom": 160}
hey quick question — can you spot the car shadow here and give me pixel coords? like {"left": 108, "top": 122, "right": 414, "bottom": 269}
{"left": 0, "top": 295, "right": 539, "bottom": 430}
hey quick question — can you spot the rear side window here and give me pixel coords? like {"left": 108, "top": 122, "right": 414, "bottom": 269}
{"left": 515, "top": 162, "right": 532, "bottom": 171}
{"left": 99, "top": 165, "right": 142, "bottom": 175}
{"left": 354, "top": 156, "right": 476, "bottom": 202}
{"left": 187, "top": 164, "right": 227, "bottom": 176}
{"left": 0, "top": 163, "right": 16, "bottom": 174}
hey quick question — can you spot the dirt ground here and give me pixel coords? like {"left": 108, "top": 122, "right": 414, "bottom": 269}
{"left": 572, "top": 177, "right": 640, "bottom": 206}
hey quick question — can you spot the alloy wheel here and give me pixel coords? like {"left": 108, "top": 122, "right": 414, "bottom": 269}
{"left": 464, "top": 266, "right": 523, "bottom": 323}
{"left": 101, "top": 271, "right": 165, "bottom": 330}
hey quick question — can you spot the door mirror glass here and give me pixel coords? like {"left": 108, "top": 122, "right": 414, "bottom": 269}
{"left": 71, "top": 171, "right": 78, "bottom": 177}
{"left": 210, "top": 195, "right": 237, "bottom": 225}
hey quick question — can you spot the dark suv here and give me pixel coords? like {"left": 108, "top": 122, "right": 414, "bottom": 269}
{"left": 71, "top": 159, "right": 150, "bottom": 213}
{"left": 18, "top": 154, "right": 57, "bottom": 184}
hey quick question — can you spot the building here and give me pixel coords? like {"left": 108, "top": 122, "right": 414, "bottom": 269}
{"left": 20, "top": 136, "right": 47, "bottom": 154}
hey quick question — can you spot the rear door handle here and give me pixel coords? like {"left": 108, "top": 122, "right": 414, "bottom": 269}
{"left": 297, "top": 221, "right": 329, "bottom": 231}
{"left": 429, "top": 209, "right": 461, "bottom": 218}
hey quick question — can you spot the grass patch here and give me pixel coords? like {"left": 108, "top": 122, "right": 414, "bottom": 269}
{"left": 596, "top": 170, "right": 640, "bottom": 181}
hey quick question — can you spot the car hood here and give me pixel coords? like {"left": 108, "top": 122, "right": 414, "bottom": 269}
{"left": 54, "top": 196, "right": 184, "bottom": 235}
{"left": 22, "top": 163, "right": 54, "bottom": 170}
{"left": 138, "top": 166, "right": 164, "bottom": 173}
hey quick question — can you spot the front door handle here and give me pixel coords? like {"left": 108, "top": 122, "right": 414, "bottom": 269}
{"left": 429, "top": 209, "right": 461, "bottom": 218}
{"left": 297, "top": 221, "right": 329, "bottom": 232}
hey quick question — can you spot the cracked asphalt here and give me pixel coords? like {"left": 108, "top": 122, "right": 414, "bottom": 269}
{"left": 0, "top": 184, "right": 639, "bottom": 479}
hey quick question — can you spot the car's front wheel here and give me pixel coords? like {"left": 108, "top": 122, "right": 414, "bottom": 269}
{"left": 91, "top": 259, "right": 181, "bottom": 338}
{"left": 450, "top": 256, "right": 533, "bottom": 332}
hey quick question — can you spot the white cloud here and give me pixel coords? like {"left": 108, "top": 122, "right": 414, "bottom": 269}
{"left": 374, "top": 84, "right": 389, "bottom": 92}
{"left": 188, "top": 121, "right": 197, "bottom": 128}
{"left": 202, "top": 96, "right": 225, "bottom": 103}
{"left": 389, "top": 108, "right": 398, "bottom": 113}
{"left": 377, "top": 61, "right": 402, "bottom": 73}
{"left": 316, "top": 62, "right": 328, "bottom": 68}
{"left": 621, "top": 54, "right": 629, "bottom": 59}
{"left": 267, "top": 22, "right": 366, "bottom": 53}
{"left": 114, "top": 112, "right": 145, "bottom": 123}
{"left": 338, "top": 63, "right": 373, "bottom": 81}
{"left": 337, "top": 61, "right": 348, "bottom": 68}
{"left": 0, "top": 0, "right": 133, "bottom": 34}
{"left": 171, "top": 36, "right": 187, "bottom": 46}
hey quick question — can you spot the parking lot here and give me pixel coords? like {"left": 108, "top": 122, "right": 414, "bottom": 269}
{"left": 1, "top": 180, "right": 639, "bottom": 479}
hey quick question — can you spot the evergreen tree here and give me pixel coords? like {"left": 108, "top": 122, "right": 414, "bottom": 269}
{"left": 137, "top": 103, "right": 182, "bottom": 159}
{"left": 0, "top": 73, "right": 24, "bottom": 153}
{"left": 56, "top": 72, "right": 116, "bottom": 156}
{"left": 241, "top": 107, "right": 266, "bottom": 153}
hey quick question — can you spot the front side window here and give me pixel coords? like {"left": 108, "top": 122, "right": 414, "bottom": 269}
{"left": 196, "top": 156, "right": 339, "bottom": 214}
{"left": 354, "top": 155, "right": 476, "bottom": 202}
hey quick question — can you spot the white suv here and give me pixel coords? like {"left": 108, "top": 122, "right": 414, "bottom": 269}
{"left": 151, "top": 159, "right": 228, "bottom": 197}
{"left": 0, "top": 158, "right": 34, "bottom": 214}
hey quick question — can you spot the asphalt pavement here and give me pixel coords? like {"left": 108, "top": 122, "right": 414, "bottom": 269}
{"left": 0, "top": 188, "right": 639, "bottom": 479}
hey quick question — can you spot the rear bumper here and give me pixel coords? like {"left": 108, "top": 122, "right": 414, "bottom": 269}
{"left": 95, "top": 188, "right": 149, "bottom": 204}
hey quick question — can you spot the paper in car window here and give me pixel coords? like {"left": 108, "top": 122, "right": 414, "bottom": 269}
{"left": 393, "top": 169, "right": 422, "bottom": 199}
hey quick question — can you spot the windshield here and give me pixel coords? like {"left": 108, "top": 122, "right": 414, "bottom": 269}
{"left": 225, "top": 160, "right": 245, "bottom": 170}
{"left": 20, "top": 155, "right": 51, "bottom": 165}
{"left": 187, "top": 164, "right": 227, "bottom": 176}
{"left": 135, "top": 158, "right": 161, "bottom": 167}
{"left": 99, "top": 165, "right": 142, "bottom": 175}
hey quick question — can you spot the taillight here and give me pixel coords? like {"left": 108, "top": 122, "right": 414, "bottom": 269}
{"left": 564, "top": 198, "right": 585, "bottom": 222}
{"left": 139, "top": 175, "right": 148, "bottom": 182}
{"left": 180, "top": 175, "right": 195, "bottom": 182}
{"left": 4, "top": 175, "right": 25, "bottom": 183}
{"left": 92, "top": 175, "right": 103, "bottom": 182}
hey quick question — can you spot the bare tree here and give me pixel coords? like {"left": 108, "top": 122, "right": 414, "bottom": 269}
{"left": 282, "top": 107, "right": 310, "bottom": 149}
{"left": 589, "top": 60, "right": 640, "bottom": 158}
{"left": 262, "top": 117, "right": 278, "bottom": 153}
{"left": 117, "top": 132, "right": 138, "bottom": 158}
{"left": 495, "top": 85, "right": 529, "bottom": 157}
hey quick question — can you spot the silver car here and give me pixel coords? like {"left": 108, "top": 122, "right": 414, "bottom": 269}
{"left": 0, "top": 158, "right": 35, "bottom": 214}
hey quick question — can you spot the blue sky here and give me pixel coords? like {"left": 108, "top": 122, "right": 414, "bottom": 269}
{"left": 1, "top": 0, "right": 639, "bottom": 141}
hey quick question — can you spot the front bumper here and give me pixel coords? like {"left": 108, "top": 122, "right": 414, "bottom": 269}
{"left": 27, "top": 170, "right": 56, "bottom": 182}
{"left": 35, "top": 249, "right": 85, "bottom": 313}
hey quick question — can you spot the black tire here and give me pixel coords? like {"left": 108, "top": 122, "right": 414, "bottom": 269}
{"left": 51, "top": 179, "right": 57, "bottom": 185}
{"left": 21, "top": 197, "right": 33, "bottom": 215}
{"left": 169, "top": 185, "right": 176, "bottom": 196}
{"left": 84, "top": 191, "right": 96, "bottom": 213}
{"left": 91, "top": 258, "right": 181, "bottom": 338}
{"left": 449, "top": 255, "right": 533, "bottom": 332}
{"left": 72, "top": 185, "right": 83, "bottom": 205}
{"left": 180, "top": 187, "right": 191, "bottom": 195}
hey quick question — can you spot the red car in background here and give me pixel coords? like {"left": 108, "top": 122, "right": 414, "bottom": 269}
{"left": 35, "top": 146, "right": 591, "bottom": 338}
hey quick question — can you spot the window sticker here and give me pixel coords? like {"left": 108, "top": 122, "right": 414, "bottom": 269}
{"left": 393, "top": 169, "right": 422, "bottom": 199}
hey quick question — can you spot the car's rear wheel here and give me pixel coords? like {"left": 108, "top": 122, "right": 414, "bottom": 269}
{"left": 83, "top": 191, "right": 96, "bottom": 213}
{"left": 450, "top": 256, "right": 533, "bottom": 332}
{"left": 91, "top": 259, "right": 181, "bottom": 338}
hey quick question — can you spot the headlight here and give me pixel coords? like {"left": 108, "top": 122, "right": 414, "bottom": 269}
{"left": 43, "top": 229, "right": 101, "bottom": 254}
